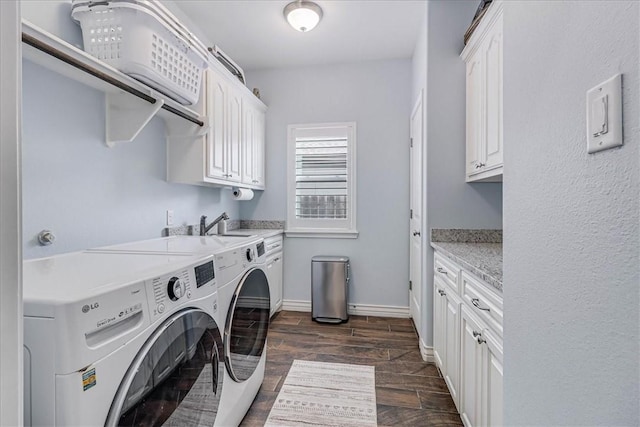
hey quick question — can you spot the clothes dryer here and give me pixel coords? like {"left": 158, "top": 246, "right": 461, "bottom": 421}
{"left": 23, "top": 251, "right": 225, "bottom": 426}
{"left": 213, "top": 240, "right": 270, "bottom": 426}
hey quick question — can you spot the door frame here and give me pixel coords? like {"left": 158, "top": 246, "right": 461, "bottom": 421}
{"left": 409, "top": 90, "right": 424, "bottom": 331}
{"left": 0, "top": 2, "right": 24, "bottom": 425}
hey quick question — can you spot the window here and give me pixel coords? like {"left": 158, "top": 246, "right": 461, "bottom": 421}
{"left": 286, "top": 122, "right": 357, "bottom": 238}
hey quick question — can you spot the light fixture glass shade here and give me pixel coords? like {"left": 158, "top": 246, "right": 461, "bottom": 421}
{"left": 284, "top": 1, "right": 323, "bottom": 32}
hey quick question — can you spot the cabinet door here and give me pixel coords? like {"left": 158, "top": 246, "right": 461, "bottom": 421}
{"left": 433, "top": 278, "right": 447, "bottom": 370}
{"left": 482, "top": 329, "right": 503, "bottom": 427}
{"left": 460, "top": 305, "right": 484, "bottom": 427}
{"left": 253, "top": 110, "right": 266, "bottom": 188}
{"left": 272, "top": 254, "right": 283, "bottom": 312}
{"left": 267, "top": 254, "right": 283, "bottom": 316}
{"left": 444, "top": 289, "right": 462, "bottom": 408}
{"left": 227, "top": 87, "right": 242, "bottom": 183}
{"left": 484, "top": 13, "right": 503, "bottom": 171}
{"left": 207, "top": 70, "right": 226, "bottom": 180}
{"left": 465, "top": 50, "right": 484, "bottom": 177}
{"left": 241, "top": 102, "right": 255, "bottom": 185}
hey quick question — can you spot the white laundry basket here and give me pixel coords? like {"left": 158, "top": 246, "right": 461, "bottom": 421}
{"left": 71, "top": 0, "right": 209, "bottom": 105}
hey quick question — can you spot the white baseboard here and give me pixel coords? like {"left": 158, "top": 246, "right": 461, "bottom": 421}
{"left": 419, "top": 338, "right": 435, "bottom": 363}
{"left": 281, "top": 300, "right": 409, "bottom": 318}
{"left": 347, "top": 303, "right": 410, "bottom": 318}
{"left": 281, "top": 299, "right": 311, "bottom": 312}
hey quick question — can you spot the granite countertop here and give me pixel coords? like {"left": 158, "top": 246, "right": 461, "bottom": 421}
{"left": 430, "top": 229, "right": 503, "bottom": 292}
{"left": 165, "top": 220, "right": 284, "bottom": 238}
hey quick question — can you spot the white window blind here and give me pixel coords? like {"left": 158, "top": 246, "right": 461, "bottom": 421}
{"left": 286, "top": 122, "right": 357, "bottom": 238}
{"left": 295, "top": 136, "right": 348, "bottom": 219}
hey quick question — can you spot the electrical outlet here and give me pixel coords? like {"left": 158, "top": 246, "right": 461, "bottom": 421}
{"left": 166, "top": 210, "right": 174, "bottom": 226}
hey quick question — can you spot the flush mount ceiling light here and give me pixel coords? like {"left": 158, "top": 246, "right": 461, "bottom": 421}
{"left": 284, "top": 0, "right": 323, "bottom": 32}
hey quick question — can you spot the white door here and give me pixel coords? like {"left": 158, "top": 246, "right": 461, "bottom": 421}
{"left": 0, "top": 2, "right": 23, "bottom": 425}
{"left": 409, "top": 93, "right": 423, "bottom": 326}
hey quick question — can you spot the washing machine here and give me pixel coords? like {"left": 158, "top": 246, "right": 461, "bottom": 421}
{"left": 23, "top": 250, "right": 225, "bottom": 426}
{"left": 87, "top": 235, "right": 272, "bottom": 426}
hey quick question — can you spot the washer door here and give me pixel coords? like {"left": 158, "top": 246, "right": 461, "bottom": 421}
{"left": 224, "top": 267, "right": 270, "bottom": 382}
{"left": 105, "top": 308, "right": 224, "bottom": 427}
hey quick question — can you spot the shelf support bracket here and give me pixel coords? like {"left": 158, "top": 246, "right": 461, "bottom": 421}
{"left": 105, "top": 92, "right": 164, "bottom": 148}
{"left": 165, "top": 118, "right": 210, "bottom": 141}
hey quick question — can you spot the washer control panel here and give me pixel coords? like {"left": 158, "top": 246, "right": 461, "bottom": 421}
{"left": 146, "top": 256, "right": 216, "bottom": 320}
{"left": 215, "top": 240, "right": 266, "bottom": 285}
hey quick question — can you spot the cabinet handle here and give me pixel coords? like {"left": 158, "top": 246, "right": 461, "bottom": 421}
{"left": 413, "top": 231, "right": 421, "bottom": 237}
{"left": 472, "top": 330, "right": 482, "bottom": 338}
{"left": 436, "top": 267, "right": 447, "bottom": 275}
{"left": 472, "top": 298, "right": 491, "bottom": 312}
{"left": 477, "top": 336, "right": 486, "bottom": 345}
{"left": 438, "top": 289, "right": 446, "bottom": 296}
{"left": 252, "top": 180, "right": 258, "bottom": 183}
{"left": 475, "top": 162, "right": 486, "bottom": 169}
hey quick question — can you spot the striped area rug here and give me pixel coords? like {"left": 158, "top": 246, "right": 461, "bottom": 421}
{"left": 265, "top": 360, "right": 377, "bottom": 427}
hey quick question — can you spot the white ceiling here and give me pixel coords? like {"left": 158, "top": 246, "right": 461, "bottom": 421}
{"left": 174, "top": 0, "right": 426, "bottom": 71}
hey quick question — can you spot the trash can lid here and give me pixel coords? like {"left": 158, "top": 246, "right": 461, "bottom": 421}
{"left": 312, "top": 256, "right": 349, "bottom": 263}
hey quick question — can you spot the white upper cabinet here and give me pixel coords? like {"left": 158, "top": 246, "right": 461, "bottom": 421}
{"left": 168, "top": 62, "right": 267, "bottom": 189}
{"left": 461, "top": 1, "right": 503, "bottom": 183}
{"left": 241, "top": 98, "right": 266, "bottom": 189}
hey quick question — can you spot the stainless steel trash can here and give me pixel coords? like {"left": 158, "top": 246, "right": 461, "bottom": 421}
{"left": 311, "top": 256, "right": 350, "bottom": 323}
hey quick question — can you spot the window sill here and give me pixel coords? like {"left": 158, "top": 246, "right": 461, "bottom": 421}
{"left": 285, "top": 229, "right": 359, "bottom": 239}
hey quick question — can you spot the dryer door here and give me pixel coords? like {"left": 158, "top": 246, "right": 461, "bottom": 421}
{"left": 105, "top": 308, "right": 224, "bottom": 427}
{"left": 224, "top": 267, "right": 270, "bottom": 382}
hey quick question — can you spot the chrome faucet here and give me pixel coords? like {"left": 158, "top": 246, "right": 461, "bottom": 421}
{"left": 200, "top": 212, "right": 229, "bottom": 236}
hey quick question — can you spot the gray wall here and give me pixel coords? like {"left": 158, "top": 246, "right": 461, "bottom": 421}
{"left": 411, "top": 0, "right": 503, "bottom": 345}
{"left": 503, "top": 1, "right": 639, "bottom": 425}
{"left": 241, "top": 60, "right": 412, "bottom": 308}
{"left": 21, "top": 1, "right": 240, "bottom": 259}
{"left": 22, "top": 60, "right": 239, "bottom": 259}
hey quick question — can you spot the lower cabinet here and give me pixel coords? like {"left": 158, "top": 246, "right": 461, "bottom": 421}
{"left": 433, "top": 251, "right": 503, "bottom": 427}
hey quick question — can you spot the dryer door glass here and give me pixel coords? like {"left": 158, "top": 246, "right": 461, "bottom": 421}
{"left": 224, "top": 267, "right": 270, "bottom": 382}
{"left": 106, "top": 309, "right": 224, "bottom": 427}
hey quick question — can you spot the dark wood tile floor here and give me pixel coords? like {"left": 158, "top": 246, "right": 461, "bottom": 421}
{"left": 240, "top": 311, "right": 462, "bottom": 426}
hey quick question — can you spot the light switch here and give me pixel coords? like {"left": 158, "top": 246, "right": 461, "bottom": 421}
{"left": 590, "top": 94, "right": 608, "bottom": 137}
{"left": 586, "top": 74, "right": 622, "bottom": 154}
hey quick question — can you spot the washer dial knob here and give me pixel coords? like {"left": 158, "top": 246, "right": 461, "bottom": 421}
{"left": 246, "top": 248, "right": 255, "bottom": 262}
{"left": 167, "top": 277, "right": 185, "bottom": 301}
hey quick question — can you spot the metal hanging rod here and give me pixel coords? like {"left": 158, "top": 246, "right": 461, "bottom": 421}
{"left": 22, "top": 32, "right": 204, "bottom": 127}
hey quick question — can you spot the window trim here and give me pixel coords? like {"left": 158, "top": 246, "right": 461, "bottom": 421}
{"left": 285, "top": 122, "right": 358, "bottom": 238}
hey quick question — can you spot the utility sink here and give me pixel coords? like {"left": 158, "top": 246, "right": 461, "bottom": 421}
{"left": 213, "top": 234, "right": 258, "bottom": 244}
{"left": 220, "top": 233, "right": 257, "bottom": 237}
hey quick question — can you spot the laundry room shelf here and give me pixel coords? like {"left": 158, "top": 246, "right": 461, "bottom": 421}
{"left": 21, "top": 19, "right": 209, "bottom": 147}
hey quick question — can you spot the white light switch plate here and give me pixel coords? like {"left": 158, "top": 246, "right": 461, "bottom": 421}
{"left": 166, "top": 210, "right": 174, "bottom": 226}
{"left": 586, "top": 74, "right": 623, "bottom": 154}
